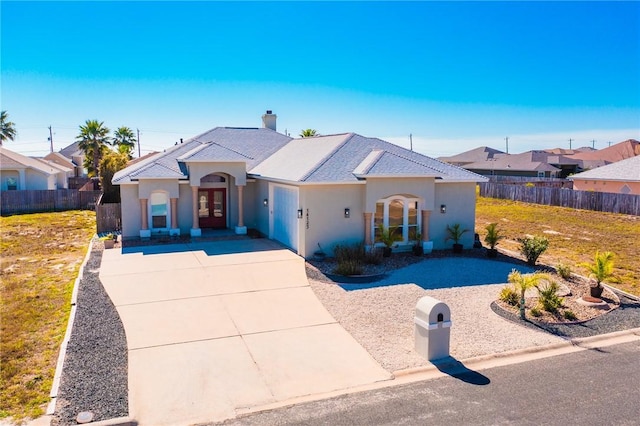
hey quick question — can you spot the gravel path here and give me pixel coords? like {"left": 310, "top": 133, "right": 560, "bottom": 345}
{"left": 52, "top": 242, "right": 128, "bottom": 425}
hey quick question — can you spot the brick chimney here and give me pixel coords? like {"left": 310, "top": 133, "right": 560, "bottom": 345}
{"left": 261, "top": 110, "right": 277, "bottom": 131}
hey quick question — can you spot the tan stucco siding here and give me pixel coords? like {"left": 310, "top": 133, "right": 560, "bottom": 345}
{"left": 364, "top": 177, "right": 436, "bottom": 212}
{"left": 431, "top": 182, "right": 477, "bottom": 249}
{"left": 299, "top": 184, "right": 365, "bottom": 257}
{"left": 138, "top": 179, "right": 180, "bottom": 199}
{"left": 120, "top": 184, "right": 142, "bottom": 238}
{"left": 187, "top": 163, "right": 247, "bottom": 186}
{"left": 572, "top": 179, "right": 640, "bottom": 195}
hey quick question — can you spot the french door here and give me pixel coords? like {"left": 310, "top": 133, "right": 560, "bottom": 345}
{"left": 198, "top": 188, "right": 226, "bottom": 228}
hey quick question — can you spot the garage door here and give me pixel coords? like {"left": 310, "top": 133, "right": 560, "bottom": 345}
{"left": 271, "top": 185, "right": 299, "bottom": 251}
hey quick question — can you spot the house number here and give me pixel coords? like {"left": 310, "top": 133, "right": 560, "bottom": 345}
{"left": 306, "top": 209, "right": 310, "bottom": 229}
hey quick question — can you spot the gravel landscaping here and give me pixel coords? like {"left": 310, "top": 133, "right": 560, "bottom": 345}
{"left": 307, "top": 252, "right": 640, "bottom": 373}
{"left": 51, "top": 243, "right": 639, "bottom": 424}
{"left": 51, "top": 241, "right": 128, "bottom": 425}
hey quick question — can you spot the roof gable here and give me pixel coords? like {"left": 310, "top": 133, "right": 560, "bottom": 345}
{"left": 570, "top": 155, "right": 640, "bottom": 181}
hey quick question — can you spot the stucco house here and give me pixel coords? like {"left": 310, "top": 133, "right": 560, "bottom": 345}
{"left": 113, "top": 111, "right": 487, "bottom": 257}
{"left": 569, "top": 155, "right": 640, "bottom": 195}
{"left": 0, "top": 146, "right": 72, "bottom": 191}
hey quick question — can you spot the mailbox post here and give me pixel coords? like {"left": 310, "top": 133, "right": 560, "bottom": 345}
{"left": 414, "top": 296, "right": 451, "bottom": 361}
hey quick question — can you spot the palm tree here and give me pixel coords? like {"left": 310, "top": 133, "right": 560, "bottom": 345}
{"left": 507, "top": 269, "right": 551, "bottom": 319}
{"left": 76, "top": 119, "right": 111, "bottom": 178}
{"left": 1, "top": 110, "right": 17, "bottom": 145}
{"left": 580, "top": 251, "right": 615, "bottom": 297}
{"left": 299, "top": 129, "right": 317, "bottom": 137}
{"left": 112, "top": 126, "right": 137, "bottom": 159}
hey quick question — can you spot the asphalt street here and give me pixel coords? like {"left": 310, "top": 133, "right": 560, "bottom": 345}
{"left": 214, "top": 340, "right": 640, "bottom": 426}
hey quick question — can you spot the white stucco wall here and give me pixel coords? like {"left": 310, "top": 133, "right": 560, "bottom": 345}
{"left": 25, "top": 169, "right": 53, "bottom": 189}
{"left": 120, "top": 184, "right": 142, "bottom": 238}
{"left": 299, "top": 184, "right": 365, "bottom": 257}
{"left": 431, "top": 182, "right": 477, "bottom": 250}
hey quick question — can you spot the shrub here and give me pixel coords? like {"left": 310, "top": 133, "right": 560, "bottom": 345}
{"left": 333, "top": 259, "right": 363, "bottom": 276}
{"left": 499, "top": 285, "right": 519, "bottom": 306}
{"left": 530, "top": 307, "right": 542, "bottom": 317}
{"left": 518, "top": 235, "right": 549, "bottom": 266}
{"left": 525, "top": 182, "right": 535, "bottom": 188}
{"left": 333, "top": 242, "right": 365, "bottom": 264}
{"left": 536, "top": 281, "right": 564, "bottom": 313}
{"left": 563, "top": 310, "right": 577, "bottom": 321}
{"left": 364, "top": 246, "right": 383, "bottom": 265}
{"left": 556, "top": 263, "right": 572, "bottom": 280}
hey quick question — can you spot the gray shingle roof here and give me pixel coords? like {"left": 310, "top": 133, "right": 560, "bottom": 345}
{"left": 569, "top": 155, "right": 640, "bottom": 181}
{"left": 113, "top": 127, "right": 485, "bottom": 184}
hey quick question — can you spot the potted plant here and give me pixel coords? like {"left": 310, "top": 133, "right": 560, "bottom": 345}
{"left": 446, "top": 223, "right": 468, "bottom": 253}
{"left": 412, "top": 228, "right": 423, "bottom": 256}
{"left": 100, "top": 233, "right": 115, "bottom": 249}
{"left": 484, "top": 223, "right": 504, "bottom": 258}
{"left": 579, "top": 251, "right": 615, "bottom": 299}
{"left": 377, "top": 224, "right": 400, "bottom": 257}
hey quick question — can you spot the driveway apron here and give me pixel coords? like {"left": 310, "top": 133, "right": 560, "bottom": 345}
{"left": 99, "top": 239, "right": 390, "bottom": 426}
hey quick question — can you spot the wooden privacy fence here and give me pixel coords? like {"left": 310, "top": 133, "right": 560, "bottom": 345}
{"left": 96, "top": 203, "right": 122, "bottom": 234}
{"left": 0, "top": 189, "right": 102, "bottom": 216}
{"left": 479, "top": 183, "right": 640, "bottom": 216}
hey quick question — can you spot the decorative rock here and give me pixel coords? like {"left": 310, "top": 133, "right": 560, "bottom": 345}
{"left": 76, "top": 411, "right": 94, "bottom": 424}
{"left": 577, "top": 296, "right": 608, "bottom": 308}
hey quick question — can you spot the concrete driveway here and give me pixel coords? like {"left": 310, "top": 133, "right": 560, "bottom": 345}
{"left": 99, "top": 238, "right": 390, "bottom": 426}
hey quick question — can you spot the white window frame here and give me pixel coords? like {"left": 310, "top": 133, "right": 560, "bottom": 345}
{"left": 373, "top": 195, "right": 421, "bottom": 245}
{"left": 149, "top": 191, "right": 171, "bottom": 232}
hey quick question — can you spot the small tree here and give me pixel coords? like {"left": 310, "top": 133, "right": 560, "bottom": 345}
{"left": 484, "top": 223, "right": 504, "bottom": 249}
{"left": 299, "top": 129, "right": 318, "bottom": 137}
{"left": 508, "top": 269, "right": 551, "bottom": 319}
{"left": 99, "top": 151, "right": 129, "bottom": 203}
{"left": 518, "top": 235, "right": 549, "bottom": 266}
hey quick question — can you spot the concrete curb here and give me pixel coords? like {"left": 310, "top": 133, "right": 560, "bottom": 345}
{"left": 232, "top": 327, "right": 640, "bottom": 422}
{"left": 46, "top": 238, "right": 95, "bottom": 416}
{"left": 83, "top": 416, "right": 137, "bottom": 426}
{"left": 393, "top": 326, "right": 640, "bottom": 378}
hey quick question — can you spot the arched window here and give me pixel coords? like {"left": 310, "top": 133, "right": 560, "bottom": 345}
{"left": 150, "top": 192, "right": 169, "bottom": 230}
{"left": 373, "top": 195, "right": 420, "bottom": 244}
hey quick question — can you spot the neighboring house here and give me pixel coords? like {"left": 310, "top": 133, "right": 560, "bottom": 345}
{"left": 462, "top": 150, "right": 565, "bottom": 178}
{"left": 113, "top": 111, "right": 487, "bottom": 257}
{"left": 569, "top": 155, "right": 640, "bottom": 195}
{"left": 58, "top": 141, "right": 87, "bottom": 177}
{"left": 438, "top": 146, "right": 506, "bottom": 167}
{"left": 567, "top": 139, "right": 640, "bottom": 171}
{"left": 0, "top": 146, "right": 73, "bottom": 190}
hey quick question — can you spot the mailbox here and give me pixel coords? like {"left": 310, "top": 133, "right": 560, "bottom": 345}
{"left": 414, "top": 296, "right": 451, "bottom": 361}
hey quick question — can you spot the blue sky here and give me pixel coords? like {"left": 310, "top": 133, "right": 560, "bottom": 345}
{"left": 2, "top": 1, "right": 639, "bottom": 158}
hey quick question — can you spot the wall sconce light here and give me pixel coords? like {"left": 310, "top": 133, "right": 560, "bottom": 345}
{"left": 440, "top": 204, "right": 447, "bottom": 214}
{"left": 297, "top": 209, "right": 303, "bottom": 219}
{"left": 263, "top": 198, "right": 268, "bottom": 207}
{"left": 344, "top": 208, "right": 350, "bottom": 218}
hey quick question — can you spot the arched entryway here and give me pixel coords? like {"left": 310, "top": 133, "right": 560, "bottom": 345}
{"left": 198, "top": 174, "right": 228, "bottom": 229}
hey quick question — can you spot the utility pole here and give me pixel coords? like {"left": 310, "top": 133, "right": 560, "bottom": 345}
{"left": 505, "top": 136, "right": 509, "bottom": 154}
{"left": 409, "top": 133, "right": 413, "bottom": 151}
{"left": 568, "top": 138, "right": 573, "bottom": 149}
{"left": 591, "top": 139, "right": 596, "bottom": 149}
{"left": 137, "top": 128, "right": 141, "bottom": 158}
{"left": 48, "top": 126, "right": 54, "bottom": 153}
{"left": 608, "top": 141, "right": 612, "bottom": 147}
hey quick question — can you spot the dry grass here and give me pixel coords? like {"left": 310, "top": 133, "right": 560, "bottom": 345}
{"left": 0, "top": 211, "right": 95, "bottom": 421}
{"left": 476, "top": 195, "right": 640, "bottom": 296}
